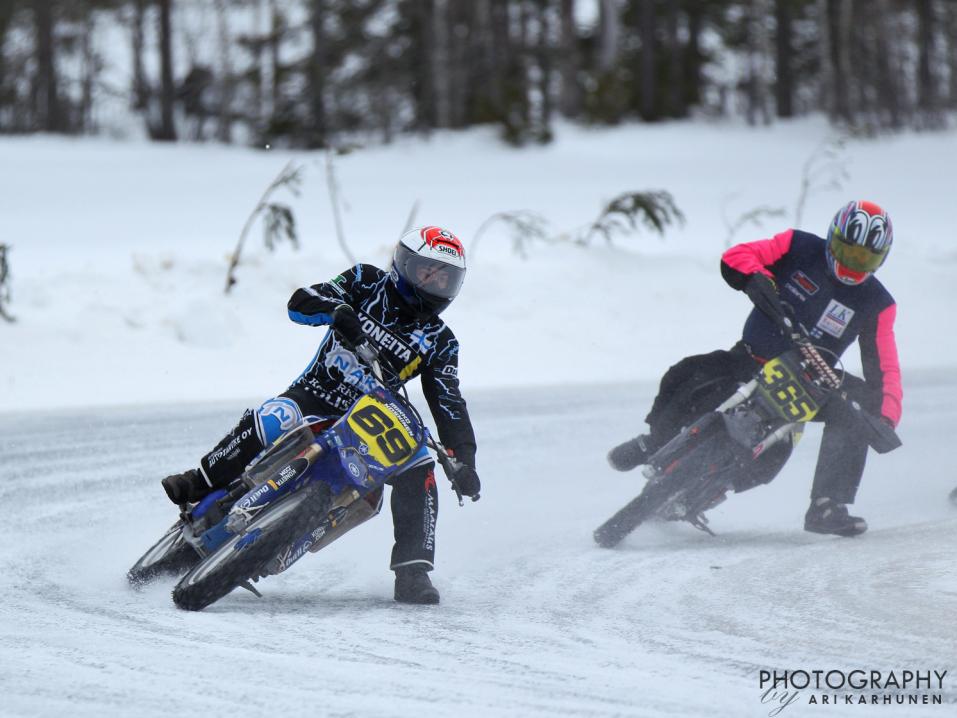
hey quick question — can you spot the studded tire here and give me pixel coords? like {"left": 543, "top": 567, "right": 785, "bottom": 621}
{"left": 128, "top": 521, "right": 200, "bottom": 586}
{"left": 172, "top": 483, "right": 331, "bottom": 611}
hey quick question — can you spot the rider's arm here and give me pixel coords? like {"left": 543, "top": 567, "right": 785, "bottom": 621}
{"left": 720, "top": 230, "right": 794, "bottom": 289}
{"left": 287, "top": 264, "right": 370, "bottom": 326}
{"left": 859, "top": 303, "right": 903, "bottom": 427}
{"left": 421, "top": 329, "right": 477, "bottom": 467}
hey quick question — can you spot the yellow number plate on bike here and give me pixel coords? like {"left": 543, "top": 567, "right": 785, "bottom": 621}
{"left": 758, "top": 356, "right": 820, "bottom": 422}
{"left": 347, "top": 395, "right": 417, "bottom": 468}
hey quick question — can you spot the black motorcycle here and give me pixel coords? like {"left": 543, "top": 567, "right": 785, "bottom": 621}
{"left": 595, "top": 327, "right": 901, "bottom": 548}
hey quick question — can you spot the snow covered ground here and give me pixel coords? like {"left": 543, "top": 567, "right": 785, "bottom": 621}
{"left": 1, "top": 118, "right": 956, "bottom": 716}
{"left": 0, "top": 376, "right": 954, "bottom": 717}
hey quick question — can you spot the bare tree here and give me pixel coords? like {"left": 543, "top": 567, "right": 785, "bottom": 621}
{"left": 947, "top": 1, "right": 957, "bottom": 109}
{"left": 156, "top": 0, "right": 177, "bottom": 140}
{"left": 745, "top": 0, "right": 772, "bottom": 125}
{"left": 873, "top": 0, "right": 901, "bottom": 128}
{"left": 78, "top": 8, "right": 99, "bottom": 133}
{"left": 916, "top": 0, "right": 942, "bottom": 127}
{"left": 683, "top": 1, "right": 704, "bottom": 110}
{"left": 514, "top": 0, "right": 534, "bottom": 133}
{"left": 432, "top": 0, "right": 452, "bottom": 128}
{"left": 402, "top": 0, "right": 437, "bottom": 130}
{"left": 214, "top": 0, "right": 234, "bottom": 142}
{"left": 831, "top": 0, "right": 853, "bottom": 124}
{"left": 664, "top": 1, "right": 683, "bottom": 118}
{"left": 535, "top": 0, "right": 554, "bottom": 137}
{"left": 248, "top": 0, "right": 264, "bottom": 131}
{"left": 498, "top": 0, "right": 520, "bottom": 130}
{"left": 774, "top": 0, "right": 794, "bottom": 118}
{"left": 224, "top": 162, "right": 303, "bottom": 294}
{"left": 268, "top": 0, "right": 282, "bottom": 114}
{"left": 33, "top": 0, "right": 61, "bottom": 132}
{"left": 0, "top": 4, "right": 12, "bottom": 128}
{"left": 307, "top": 0, "right": 327, "bottom": 147}
{"left": 817, "top": 0, "right": 832, "bottom": 116}
{"left": 638, "top": 0, "right": 656, "bottom": 121}
{"left": 597, "top": 0, "right": 620, "bottom": 74}
{"left": 558, "top": 0, "right": 580, "bottom": 117}
{"left": 130, "top": 0, "right": 149, "bottom": 111}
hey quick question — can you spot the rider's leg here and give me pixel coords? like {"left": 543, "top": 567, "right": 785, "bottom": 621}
{"left": 610, "top": 344, "right": 757, "bottom": 471}
{"left": 805, "top": 374, "right": 880, "bottom": 536}
{"left": 162, "top": 396, "right": 307, "bottom": 504}
{"left": 646, "top": 343, "right": 758, "bottom": 447}
{"left": 390, "top": 459, "right": 440, "bottom": 604}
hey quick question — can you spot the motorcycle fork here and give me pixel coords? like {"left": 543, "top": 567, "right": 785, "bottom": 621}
{"left": 715, "top": 378, "right": 759, "bottom": 412}
{"left": 751, "top": 421, "right": 801, "bottom": 460}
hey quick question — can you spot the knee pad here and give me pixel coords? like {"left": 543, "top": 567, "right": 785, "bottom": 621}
{"left": 255, "top": 397, "right": 304, "bottom": 446}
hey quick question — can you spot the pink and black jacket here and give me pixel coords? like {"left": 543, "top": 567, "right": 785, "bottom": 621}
{"left": 721, "top": 229, "right": 902, "bottom": 426}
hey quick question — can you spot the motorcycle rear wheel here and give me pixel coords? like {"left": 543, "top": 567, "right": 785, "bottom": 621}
{"left": 128, "top": 521, "right": 199, "bottom": 586}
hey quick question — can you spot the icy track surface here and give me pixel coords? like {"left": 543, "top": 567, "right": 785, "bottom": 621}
{"left": 1, "top": 378, "right": 955, "bottom": 718}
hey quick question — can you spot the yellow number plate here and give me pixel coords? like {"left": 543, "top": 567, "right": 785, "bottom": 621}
{"left": 347, "top": 395, "right": 416, "bottom": 467}
{"left": 759, "top": 357, "right": 819, "bottom": 422}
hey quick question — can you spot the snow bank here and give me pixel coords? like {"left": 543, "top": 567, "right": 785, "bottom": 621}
{"left": 1, "top": 118, "right": 955, "bottom": 411}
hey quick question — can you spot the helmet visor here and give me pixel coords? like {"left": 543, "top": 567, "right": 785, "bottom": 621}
{"left": 394, "top": 244, "right": 466, "bottom": 300}
{"left": 829, "top": 231, "right": 888, "bottom": 273}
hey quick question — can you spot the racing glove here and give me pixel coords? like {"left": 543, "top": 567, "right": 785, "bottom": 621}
{"left": 332, "top": 304, "right": 364, "bottom": 347}
{"left": 744, "top": 273, "right": 791, "bottom": 333}
{"left": 453, "top": 465, "right": 481, "bottom": 499}
{"left": 448, "top": 445, "right": 481, "bottom": 500}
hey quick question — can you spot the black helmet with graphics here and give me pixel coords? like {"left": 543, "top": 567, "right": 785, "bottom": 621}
{"left": 389, "top": 226, "right": 467, "bottom": 318}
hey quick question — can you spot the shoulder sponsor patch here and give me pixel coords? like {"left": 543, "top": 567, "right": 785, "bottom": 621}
{"left": 816, "top": 299, "right": 855, "bottom": 339}
{"left": 791, "top": 270, "right": 819, "bottom": 296}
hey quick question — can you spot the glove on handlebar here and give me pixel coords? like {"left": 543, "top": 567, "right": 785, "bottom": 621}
{"left": 332, "top": 304, "right": 364, "bottom": 347}
{"left": 449, "top": 443, "right": 476, "bottom": 469}
{"left": 452, "top": 464, "right": 481, "bottom": 499}
{"left": 744, "top": 274, "right": 792, "bottom": 333}
{"left": 445, "top": 445, "right": 480, "bottom": 500}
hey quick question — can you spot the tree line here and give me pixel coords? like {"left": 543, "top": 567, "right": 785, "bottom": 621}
{"left": 0, "top": 0, "right": 954, "bottom": 147}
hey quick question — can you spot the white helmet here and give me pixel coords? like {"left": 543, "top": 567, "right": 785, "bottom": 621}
{"left": 389, "top": 226, "right": 466, "bottom": 317}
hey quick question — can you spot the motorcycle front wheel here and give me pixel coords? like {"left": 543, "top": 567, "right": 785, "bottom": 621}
{"left": 172, "top": 482, "right": 331, "bottom": 611}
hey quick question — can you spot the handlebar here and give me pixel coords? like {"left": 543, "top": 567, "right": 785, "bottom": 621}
{"left": 428, "top": 437, "right": 479, "bottom": 506}
{"left": 353, "top": 340, "right": 384, "bottom": 384}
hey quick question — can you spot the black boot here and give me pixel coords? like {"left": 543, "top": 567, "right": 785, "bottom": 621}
{"left": 804, "top": 498, "right": 867, "bottom": 537}
{"left": 394, "top": 566, "right": 440, "bottom": 605}
{"left": 607, "top": 434, "right": 654, "bottom": 472}
{"left": 161, "top": 469, "right": 210, "bottom": 505}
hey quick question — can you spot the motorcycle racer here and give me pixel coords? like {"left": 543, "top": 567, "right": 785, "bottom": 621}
{"left": 161, "top": 226, "right": 480, "bottom": 604}
{"left": 609, "top": 201, "right": 902, "bottom": 537}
